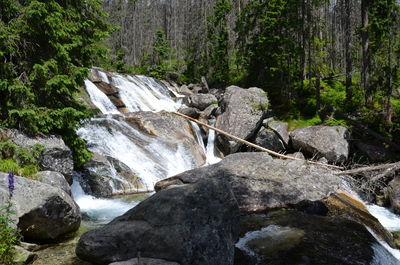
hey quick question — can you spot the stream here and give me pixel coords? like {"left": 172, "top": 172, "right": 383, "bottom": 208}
{"left": 32, "top": 69, "right": 400, "bottom": 264}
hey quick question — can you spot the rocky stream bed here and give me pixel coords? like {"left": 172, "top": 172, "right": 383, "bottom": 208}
{"left": 1, "top": 69, "right": 400, "bottom": 265}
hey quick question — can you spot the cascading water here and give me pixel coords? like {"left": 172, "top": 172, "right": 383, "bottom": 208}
{"left": 205, "top": 120, "right": 222, "bottom": 164}
{"left": 73, "top": 69, "right": 221, "bottom": 219}
{"left": 71, "top": 178, "right": 137, "bottom": 225}
{"left": 84, "top": 80, "right": 120, "bottom": 115}
{"left": 78, "top": 117, "right": 195, "bottom": 190}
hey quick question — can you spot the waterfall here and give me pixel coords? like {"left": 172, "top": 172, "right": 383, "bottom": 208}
{"left": 71, "top": 178, "right": 137, "bottom": 225}
{"left": 84, "top": 80, "right": 119, "bottom": 115}
{"left": 111, "top": 74, "right": 181, "bottom": 112}
{"left": 205, "top": 120, "right": 221, "bottom": 164}
{"left": 77, "top": 117, "right": 195, "bottom": 191}
{"left": 190, "top": 121, "right": 206, "bottom": 154}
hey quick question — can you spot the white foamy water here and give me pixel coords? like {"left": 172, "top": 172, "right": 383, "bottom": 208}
{"left": 368, "top": 204, "right": 400, "bottom": 232}
{"left": 190, "top": 121, "right": 206, "bottom": 154}
{"left": 111, "top": 74, "right": 182, "bottom": 112}
{"left": 205, "top": 120, "right": 221, "bottom": 164}
{"left": 78, "top": 117, "right": 196, "bottom": 190}
{"left": 84, "top": 80, "right": 120, "bottom": 115}
{"left": 71, "top": 179, "right": 137, "bottom": 224}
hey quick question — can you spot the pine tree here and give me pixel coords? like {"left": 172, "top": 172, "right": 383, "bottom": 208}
{"left": 208, "top": 0, "right": 233, "bottom": 85}
{"left": 0, "top": 0, "right": 112, "bottom": 166}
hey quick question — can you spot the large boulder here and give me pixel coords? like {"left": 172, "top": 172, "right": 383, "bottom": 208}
{"left": 155, "top": 153, "right": 343, "bottom": 212}
{"left": 253, "top": 127, "right": 286, "bottom": 153}
{"left": 216, "top": 86, "right": 268, "bottom": 155}
{"left": 0, "top": 173, "right": 80, "bottom": 241}
{"left": 0, "top": 128, "right": 74, "bottom": 183}
{"left": 290, "top": 126, "right": 350, "bottom": 163}
{"left": 34, "top": 171, "right": 71, "bottom": 195}
{"left": 237, "top": 210, "right": 397, "bottom": 265}
{"left": 109, "top": 258, "right": 179, "bottom": 265}
{"left": 265, "top": 119, "right": 290, "bottom": 147}
{"left": 82, "top": 153, "right": 141, "bottom": 197}
{"left": 76, "top": 179, "right": 240, "bottom": 265}
{"left": 189, "top": 94, "right": 218, "bottom": 111}
{"left": 389, "top": 176, "right": 400, "bottom": 214}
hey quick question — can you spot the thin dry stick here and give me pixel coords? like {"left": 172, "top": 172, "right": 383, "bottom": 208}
{"left": 172, "top": 111, "right": 344, "bottom": 170}
{"left": 336, "top": 162, "right": 400, "bottom": 175}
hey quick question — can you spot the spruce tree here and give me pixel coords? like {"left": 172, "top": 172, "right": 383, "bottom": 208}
{"left": 0, "top": 0, "right": 112, "bottom": 166}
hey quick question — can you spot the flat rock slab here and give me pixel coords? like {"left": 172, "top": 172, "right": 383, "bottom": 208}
{"left": 156, "top": 153, "right": 344, "bottom": 212}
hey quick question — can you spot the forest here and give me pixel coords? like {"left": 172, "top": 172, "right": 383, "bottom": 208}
{"left": 1, "top": 1, "right": 400, "bottom": 264}
{"left": 104, "top": 0, "right": 400, "bottom": 146}
{"left": 0, "top": 0, "right": 399, "bottom": 163}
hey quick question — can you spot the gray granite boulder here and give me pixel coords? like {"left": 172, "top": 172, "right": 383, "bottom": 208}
{"left": 189, "top": 94, "right": 218, "bottom": 111}
{"left": 290, "top": 126, "right": 350, "bottom": 163}
{"left": 216, "top": 86, "right": 268, "bottom": 155}
{"left": 0, "top": 173, "right": 80, "bottom": 241}
{"left": 254, "top": 127, "right": 286, "bottom": 153}
{"left": 34, "top": 171, "right": 71, "bottom": 195}
{"left": 76, "top": 179, "right": 239, "bottom": 265}
{"left": 0, "top": 128, "right": 74, "bottom": 183}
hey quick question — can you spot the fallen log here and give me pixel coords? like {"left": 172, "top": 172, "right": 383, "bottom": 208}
{"left": 173, "top": 111, "right": 344, "bottom": 170}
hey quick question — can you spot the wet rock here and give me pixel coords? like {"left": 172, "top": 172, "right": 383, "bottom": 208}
{"left": 76, "top": 179, "right": 240, "bottom": 265}
{"left": 156, "top": 153, "right": 343, "bottom": 212}
{"left": 216, "top": 86, "right": 268, "bottom": 155}
{"left": 323, "top": 191, "right": 395, "bottom": 247}
{"left": 0, "top": 128, "right": 74, "bottom": 183}
{"left": 389, "top": 176, "right": 400, "bottom": 214}
{"left": 393, "top": 231, "right": 400, "bottom": 249}
{"left": 290, "top": 126, "right": 350, "bottom": 163}
{"left": 108, "top": 95, "right": 126, "bottom": 108}
{"left": 34, "top": 171, "right": 71, "bottom": 195}
{"left": 82, "top": 153, "right": 141, "bottom": 197}
{"left": 109, "top": 258, "right": 179, "bottom": 265}
{"left": 0, "top": 173, "right": 80, "bottom": 241}
{"left": 237, "top": 210, "right": 391, "bottom": 265}
{"left": 96, "top": 82, "right": 119, "bottom": 95}
{"left": 253, "top": 127, "right": 285, "bottom": 153}
{"left": 189, "top": 93, "right": 218, "bottom": 111}
{"left": 265, "top": 120, "right": 289, "bottom": 146}
{"left": 125, "top": 111, "right": 206, "bottom": 167}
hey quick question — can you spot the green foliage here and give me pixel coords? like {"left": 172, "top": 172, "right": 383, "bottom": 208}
{"left": 207, "top": 0, "right": 233, "bottom": 84}
{"left": 0, "top": 142, "right": 43, "bottom": 166}
{"left": 0, "top": 158, "right": 39, "bottom": 179}
{"left": 286, "top": 116, "right": 322, "bottom": 131}
{"left": 236, "top": 0, "right": 301, "bottom": 92}
{"left": 0, "top": 0, "right": 112, "bottom": 167}
{"left": 0, "top": 199, "right": 20, "bottom": 265}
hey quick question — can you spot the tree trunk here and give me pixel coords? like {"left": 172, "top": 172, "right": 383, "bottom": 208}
{"left": 361, "top": 0, "right": 372, "bottom": 107}
{"left": 345, "top": 0, "right": 353, "bottom": 107}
